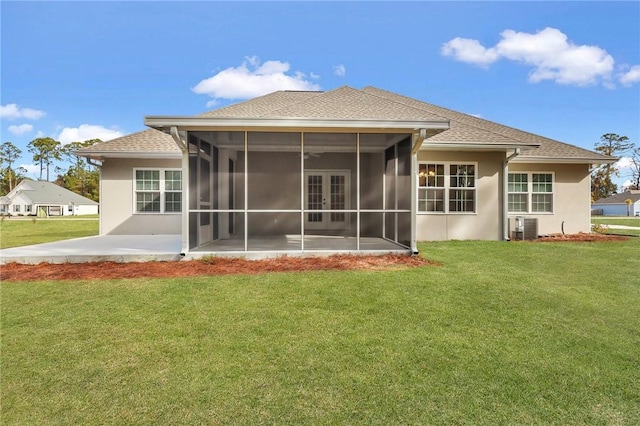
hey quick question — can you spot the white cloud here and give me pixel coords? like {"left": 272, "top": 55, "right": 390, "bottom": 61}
{"left": 8, "top": 123, "right": 34, "bottom": 135}
{"left": 334, "top": 64, "right": 346, "bottom": 77}
{"left": 616, "top": 156, "right": 634, "bottom": 170}
{"left": 441, "top": 38, "right": 499, "bottom": 67}
{"left": 0, "top": 103, "right": 46, "bottom": 120}
{"left": 621, "top": 180, "right": 633, "bottom": 191}
{"left": 19, "top": 164, "right": 41, "bottom": 176}
{"left": 192, "top": 57, "right": 321, "bottom": 101}
{"left": 57, "top": 124, "right": 123, "bottom": 145}
{"left": 441, "top": 27, "right": 615, "bottom": 87}
{"left": 619, "top": 65, "right": 640, "bottom": 86}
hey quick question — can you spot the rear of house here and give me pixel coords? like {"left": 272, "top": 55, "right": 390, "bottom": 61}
{"left": 77, "top": 86, "right": 612, "bottom": 256}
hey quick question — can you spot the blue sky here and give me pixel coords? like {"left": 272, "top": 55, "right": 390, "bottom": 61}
{"left": 2, "top": 1, "right": 639, "bottom": 187}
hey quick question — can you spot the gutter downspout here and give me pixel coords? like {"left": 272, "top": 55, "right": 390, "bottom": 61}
{"left": 85, "top": 157, "right": 103, "bottom": 233}
{"left": 86, "top": 158, "right": 102, "bottom": 168}
{"left": 503, "top": 148, "right": 520, "bottom": 240}
{"left": 170, "top": 126, "right": 189, "bottom": 256}
{"left": 410, "top": 129, "right": 427, "bottom": 254}
{"left": 411, "top": 128, "right": 427, "bottom": 155}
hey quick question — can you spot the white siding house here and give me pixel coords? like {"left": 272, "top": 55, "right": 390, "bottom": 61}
{"left": 0, "top": 179, "right": 99, "bottom": 217}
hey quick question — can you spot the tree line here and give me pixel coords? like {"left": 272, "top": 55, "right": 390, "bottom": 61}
{"left": 0, "top": 138, "right": 100, "bottom": 201}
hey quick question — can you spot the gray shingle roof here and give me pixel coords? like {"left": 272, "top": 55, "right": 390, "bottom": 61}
{"left": 77, "top": 129, "right": 178, "bottom": 157}
{"left": 362, "top": 86, "right": 610, "bottom": 161}
{"left": 11, "top": 179, "right": 98, "bottom": 205}
{"left": 199, "top": 90, "right": 321, "bottom": 118}
{"left": 77, "top": 86, "right": 612, "bottom": 163}
{"left": 592, "top": 190, "right": 640, "bottom": 204}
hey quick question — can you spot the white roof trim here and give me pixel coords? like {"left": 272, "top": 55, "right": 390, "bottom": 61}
{"left": 75, "top": 151, "right": 180, "bottom": 159}
{"left": 513, "top": 156, "right": 616, "bottom": 164}
{"left": 421, "top": 142, "right": 538, "bottom": 151}
{"left": 144, "top": 116, "right": 450, "bottom": 132}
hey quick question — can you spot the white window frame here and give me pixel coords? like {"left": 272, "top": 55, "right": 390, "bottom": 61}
{"left": 133, "top": 168, "right": 182, "bottom": 214}
{"left": 418, "top": 162, "right": 477, "bottom": 214}
{"left": 508, "top": 172, "right": 554, "bottom": 214}
{"left": 13, "top": 204, "right": 20, "bottom": 213}
{"left": 25, "top": 204, "right": 32, "bottom": 213}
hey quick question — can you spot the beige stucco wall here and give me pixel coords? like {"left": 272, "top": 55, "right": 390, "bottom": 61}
{"left": 416, "top": 150, "right": 592, "bottom": 241}
{"left": 100, "top": 158, "right": 182, "bottom": 235}
{"left": 508, "top": 162, "right": 591, "bottom": 235}
{"left": 416, "top": 151, "right": 505, "bottom": 241}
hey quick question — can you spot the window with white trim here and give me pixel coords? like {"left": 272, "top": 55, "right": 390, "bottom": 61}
{"left": 13, "top": 204, "right": 20, "bottom": 213}
{"left": 134, "top": 169, "right": 182, "bottom": 213}
{"left": 418, "top": 163, "right": 476, "bottom": 213}
{"left": 508, "top": 172, "right": 553, "bottom": 213}
{"left": 25, "top": 205, "right": 32, "bottom": 213}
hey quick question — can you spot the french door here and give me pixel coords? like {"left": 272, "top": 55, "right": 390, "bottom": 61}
{"left": 304, "top": 170, "right": 350, "bottom": 230}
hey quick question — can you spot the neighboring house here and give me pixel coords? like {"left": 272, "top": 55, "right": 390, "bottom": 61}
{"left": 0, "top": 179, "right": 99, "bottom": 217}
{"left": 77, "top": 86, "right": 613, "bottom": 256}
{"left": 592, "top": 190, "right": 640, "bottom": 216}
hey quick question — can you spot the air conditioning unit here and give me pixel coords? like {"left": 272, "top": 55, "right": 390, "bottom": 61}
{"left": 509, "top": 217, "right": 538, "bottom": 240}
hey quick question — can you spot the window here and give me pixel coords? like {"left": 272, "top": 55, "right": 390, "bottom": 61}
{"left": 134, "top": 169, "right": 182, "bottom": 213}
{"left": 508, "top": 172, "right": 553, "bottom": 213}
{"left": 25, "top": 205, "right": 32, "bottom": 213}
{"left": 164, "top": 170, "right": 182, "bottom": 213}
{"left": 449, "top": 164, "right": 475, "bottom": 212}
{"left": 13, "top": 204, "right": 20, "bottom": 213}
{"left": 418, "top": 163, "right": 476, "bottom": 213}
{"left": 508, "top": 173, "right": 528, "bottom": 212}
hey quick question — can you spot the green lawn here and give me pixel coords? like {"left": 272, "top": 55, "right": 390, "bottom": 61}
{"left": 591, "top": 217, "right": 640, "bottom": 227}
{"left": 2, "top": 240, "right": 639, "bottom": 425}
{"left": 591, "top": 217, "right": 640, "bottom": 237}
{"left": 0, "top": 216, "right": 99, "bottom": 249}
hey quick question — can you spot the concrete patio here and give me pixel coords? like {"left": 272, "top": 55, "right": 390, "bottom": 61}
{"left": 0, "top": 234, "right": 411, "bottom": 264}
{"left": 0, "top": 234, "right": 182, "bottom": 264}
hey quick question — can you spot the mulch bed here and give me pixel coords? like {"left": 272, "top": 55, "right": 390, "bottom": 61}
{"left": 536, "top": 233, "right": 629, "bottom": 242}
{"left": 2, "top": 234, "right": 629, "bottom": 282}
{"left": 0, "top": 254, "right": 433, "bottom": 282}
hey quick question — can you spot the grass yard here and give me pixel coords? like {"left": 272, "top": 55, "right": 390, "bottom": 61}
{"left": 2, "top": 240, "right": 640, "bottom": 425}
{"left": 591, "top": 217, "right": 640, "bottom": 227}
{"left": 0, "top": 216, "right": 99, "bottom": 249}
{"left": 591, "top": 216, "right": 640, "bottom": 237}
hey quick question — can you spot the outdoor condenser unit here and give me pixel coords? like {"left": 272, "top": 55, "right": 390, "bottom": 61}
{"left": 509, "top": 217, "right": 538, "bottom": 240}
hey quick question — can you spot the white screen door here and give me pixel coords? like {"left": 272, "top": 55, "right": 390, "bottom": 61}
{"left": 304, "top": 170, "right": 350, "bottom": 230}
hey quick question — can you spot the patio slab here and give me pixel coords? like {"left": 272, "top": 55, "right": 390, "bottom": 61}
{"left": 0, "top": 234, "right": 412, "bottom": 265}
{"left": 0, "top": 234, "right": 182, "bottom": 265}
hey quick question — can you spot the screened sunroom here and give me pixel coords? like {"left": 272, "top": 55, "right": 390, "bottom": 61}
{"left": 145, "top": 106, "right": 449, "bottom": 256}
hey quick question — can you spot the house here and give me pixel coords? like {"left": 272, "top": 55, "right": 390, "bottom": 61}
{"left": 76, "top": 86, "right": 613, "bottom": 256}
{"left": 592, "top": 190, "right": 640, "bottom": 216}
{"left": 0, "top": 179, "right": 99, "bottom": 217}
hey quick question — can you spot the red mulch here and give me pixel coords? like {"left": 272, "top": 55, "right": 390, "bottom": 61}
{"left": 536, "top": 233, "right": 629, "bottom": 242}
{"left": 0, "top": 254, "right": 433, "bottom": 282}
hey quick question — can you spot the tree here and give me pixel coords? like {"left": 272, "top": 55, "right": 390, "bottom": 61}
{"left": 591, "top": 133, "right": 634, "bottom": 201}
{"left": 627, "top": 146, "right": 640, "bottom": 190}
{"left": 0, "top": 142, "right": 22, "bottom": 191}
{"left": 27, "top": 137, "right": 61, "bottom": 181}
{"left": 55, "top": 139, "right": 101, "bottom": 201}
{"left": 0, "top": 166, "right": 27, "bottom": 196}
